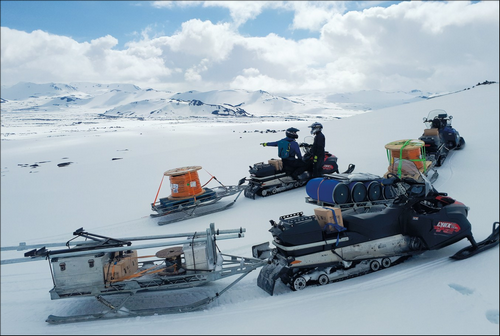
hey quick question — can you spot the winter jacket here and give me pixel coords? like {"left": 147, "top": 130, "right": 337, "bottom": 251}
{"left": 311, "top": 131, "right": 325, "bottom": 160}
{"left": 266, "top": 137, "right": 303, "bottom": 160}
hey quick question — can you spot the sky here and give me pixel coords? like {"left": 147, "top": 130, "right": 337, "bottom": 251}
{"left": 0, "top": 79, "right": 498, "bottom": 333}
{"left": 1, "top": 1, "right": 498, "bottom": 95}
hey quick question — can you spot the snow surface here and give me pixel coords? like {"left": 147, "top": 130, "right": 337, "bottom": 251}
{"left": 1, "top": 83, "right": 498, "bottom": 335}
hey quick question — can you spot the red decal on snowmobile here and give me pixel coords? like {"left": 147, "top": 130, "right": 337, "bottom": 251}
{"left": 434, "top": 221, "right": 461, "bottom": 234}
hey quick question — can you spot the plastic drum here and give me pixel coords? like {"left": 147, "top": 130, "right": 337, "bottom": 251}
{"left": 364, "top": 180, "right": 382, "bottom": 201}
{"left": 383, "top": 185, "right": 397, "bottom": 199}
{"left": 306, "top": 178, "right": 350, "bottom": 204}
{"left": 349, "top": 181, "right": 367, "bottom": 203}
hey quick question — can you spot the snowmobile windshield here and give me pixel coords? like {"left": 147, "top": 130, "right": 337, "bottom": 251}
{"left": 418, "top": 169, "right": 434, "bottom": 197}
{"left": 424, "top": 109, "right": 452, "bottom": 128}
{"left": 300, "top": 136, "right": 314, "bottom": 155}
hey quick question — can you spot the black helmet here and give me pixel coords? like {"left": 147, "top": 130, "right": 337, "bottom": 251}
{"left": 309, "top": 122, "right": 323, "bottom": 135}
{"left": 286, "top": 127, "right": 299, "bottom": 139}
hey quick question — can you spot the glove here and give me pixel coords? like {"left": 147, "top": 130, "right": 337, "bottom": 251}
{"left": 313, "top": 155, "right": 318, "bottom": 163}
{"left": 260, "top": 143, "right": 267, "bottom": 147}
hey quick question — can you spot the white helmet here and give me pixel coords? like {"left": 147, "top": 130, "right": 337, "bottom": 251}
{"left": 309, "top": 122, "right": 323, "bottom": 135}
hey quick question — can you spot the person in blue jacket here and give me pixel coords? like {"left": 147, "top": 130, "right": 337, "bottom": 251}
{"left": 261, "top": 127, "right": 308, "bottom": 180}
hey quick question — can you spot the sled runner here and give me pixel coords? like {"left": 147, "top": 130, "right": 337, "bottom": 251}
{"left": 1, "top": 224, "right": 266, "bottom": 324}
{"left": 150, "top": 166, "right": 246, "bottom": 225}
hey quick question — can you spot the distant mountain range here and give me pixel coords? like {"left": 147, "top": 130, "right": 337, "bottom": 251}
{"left": 0, "top": 82, "right": 442, "bottom": 120}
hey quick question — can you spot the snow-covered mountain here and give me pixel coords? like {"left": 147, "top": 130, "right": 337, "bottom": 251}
{"left": 1, "top": 82, "right": 439, "bottom": 120}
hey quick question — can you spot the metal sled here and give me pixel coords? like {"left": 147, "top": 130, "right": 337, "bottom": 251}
{"left": 150, "top": 166, "right": 247, "bottom": 225}
{"left": 1, "top": 224, "right": 266, "bottom": 324}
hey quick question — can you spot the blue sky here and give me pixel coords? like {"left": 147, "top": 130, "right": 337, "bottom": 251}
{"left": 1, "top": 1, "right": 400, "bottom": 48}
{"left": 1, "top": 1, "right": 497, "bottom": 94}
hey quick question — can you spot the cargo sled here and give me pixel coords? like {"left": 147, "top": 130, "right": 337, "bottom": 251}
{"left": 150, "top": 166, "right": 246, "bottom": 225}
{"left": 1, "top": 224, "right": 266, "bottom": 324}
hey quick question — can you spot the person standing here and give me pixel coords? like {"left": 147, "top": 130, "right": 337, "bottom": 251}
{"left": 308, "top": 122, "right": 326, "bottom": 177}
{"left": 261, "top": 127, "right": 308, "bottom": 180}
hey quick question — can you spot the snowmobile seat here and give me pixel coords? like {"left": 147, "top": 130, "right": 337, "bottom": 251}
{"left": 342, "top": 207, "right": 402, "bottom": 240}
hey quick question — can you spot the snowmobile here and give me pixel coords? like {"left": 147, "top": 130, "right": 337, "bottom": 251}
{"left": 1, "top": 224, "right": 266, "bottom": 324}
{"left": 244, "top": 136, "right": 355, "bottom": 199}
{"left": 150, "top": 166, "right": 246, "bottom": 225}
{"left": 252, "top": 170, "right": 499, "bottom": 295}
{"left": 419, "top": 109, "right": 465, "bottom": 167}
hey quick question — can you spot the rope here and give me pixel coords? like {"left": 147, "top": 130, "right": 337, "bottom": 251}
{"left": 153, "top": 175, "right": 165, "bottom": 205}
{"left": 204, "top": 168, "right": 226, "bottom": 188}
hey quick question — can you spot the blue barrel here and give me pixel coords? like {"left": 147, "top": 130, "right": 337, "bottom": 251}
{"left": 349, "top": 181, "right": 367, "bottom": 203}
{"left": 383, "top": 185, "right": 397, "bottom": 199}
{"left": 306, "top": 178, "right": 350, "bottom": 204}
{"left": 364, "top": 180, "right": 382, "bottom": 201}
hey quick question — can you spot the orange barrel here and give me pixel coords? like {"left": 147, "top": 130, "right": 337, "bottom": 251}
{"left": 385, "top": 139, "right": 424, "bottom": 169}
{"left": 164, "top": 166, "right": 204, "bottom": 198}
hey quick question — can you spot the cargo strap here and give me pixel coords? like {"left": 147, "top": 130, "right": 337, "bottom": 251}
{"left": 387, "top": 139, "right": 428, "bottom": 178}
{"left": 316, "top": 178, "right": 327, "bottom": 203}
{"left": 323, "top": 208, "right": 346, "bottom": 246}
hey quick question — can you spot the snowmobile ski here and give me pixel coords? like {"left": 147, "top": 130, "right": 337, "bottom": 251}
{"left": 450, "top": 222, "right": 500, "bottom": 260}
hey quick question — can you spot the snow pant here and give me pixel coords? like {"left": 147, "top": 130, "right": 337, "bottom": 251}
{"left": 311, "top": 150, "right": 325, "bottom": 177}
{"left": 282, "top": 158, "right": 308, "bottom": 180}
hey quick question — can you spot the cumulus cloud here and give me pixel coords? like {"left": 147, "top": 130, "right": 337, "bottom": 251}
{"left": 1, "top": 1, "right": 498, "bottom": 94}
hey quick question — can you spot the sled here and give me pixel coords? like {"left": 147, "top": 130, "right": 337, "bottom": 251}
{"left": 150, "top": 166, "right": 246, "bottom": 225}
{"left": 1, "top": 224, "right": 266, "bottom": 324}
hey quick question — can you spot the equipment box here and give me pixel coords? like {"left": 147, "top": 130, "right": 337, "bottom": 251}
{"left": 183, "top": 242, "right": 214, "bottom": 271}
{"left": 103, "top": 250, "right": 138, "bottom": 282}
{"left": 51, "top": 252, "right": 112, "bottom": 294}
{"left": 314, "top": 207, "right": 344, "bottom": 232}
{"left": 250, "top": 162, "right": 276, "bottom": 177}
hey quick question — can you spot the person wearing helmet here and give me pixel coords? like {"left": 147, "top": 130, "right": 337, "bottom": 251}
{"left": 308, "top": 122, "right": 326, "bottom": 177}
{"left": 261, "top": 127, "right": 308, "bottom": 180}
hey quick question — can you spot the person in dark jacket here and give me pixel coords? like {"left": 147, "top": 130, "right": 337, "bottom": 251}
{"left": 261, "top": 127, "right": 308, "bottom": 180}
{"left": 308, "top": 122, "right": 326, "bottom": 177}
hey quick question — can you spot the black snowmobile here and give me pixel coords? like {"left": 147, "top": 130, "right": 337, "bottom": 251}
{"left": 419, "top": 109, "right": 465, "bottom": 166}
{"left": 253, "top": 171, "right": 499, "bottom": 295}
{"left": 244, "top": 136, "right": 355, "bottom": 199}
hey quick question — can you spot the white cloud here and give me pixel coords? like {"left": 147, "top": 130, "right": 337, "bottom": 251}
{"left": 1, "top": 1, "right": 498, "bottom": 94}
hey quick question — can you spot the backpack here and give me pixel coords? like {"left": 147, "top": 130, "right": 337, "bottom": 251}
{"left": 278, "top": 139, "right": 291, "bottom": 159}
